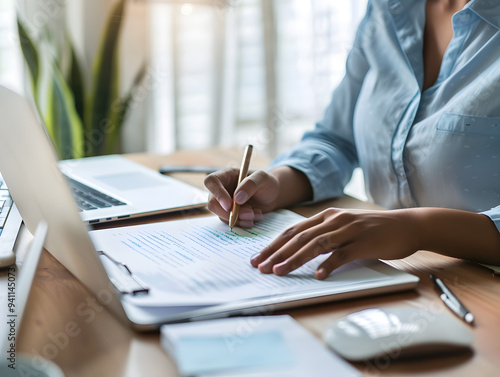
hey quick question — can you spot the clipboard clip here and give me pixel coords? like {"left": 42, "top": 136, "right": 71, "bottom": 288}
{"left": 98, "top": 250, "right": 150, "bottom": 295}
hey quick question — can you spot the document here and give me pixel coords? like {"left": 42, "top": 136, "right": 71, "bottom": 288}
{"left": 89, "top": 210, "right": 390, "bottom": 307}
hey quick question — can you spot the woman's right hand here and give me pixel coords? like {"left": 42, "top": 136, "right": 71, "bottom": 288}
{"left": 204, "top": 168, "right": 282, "bottom": 228}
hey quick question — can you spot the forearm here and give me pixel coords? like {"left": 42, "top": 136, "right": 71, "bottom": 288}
{"left": 269, "top": 166, "right": 313, "bottom": 210}
{"left": 409, "top": 207, "right": 500, "bottom": 265}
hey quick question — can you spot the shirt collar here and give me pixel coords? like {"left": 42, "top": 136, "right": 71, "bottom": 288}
{"left": 385, "top": 0, "right": 500, "bottom": 30}
{"left": 464, "top": 0, "right": 500, "bottom": 29}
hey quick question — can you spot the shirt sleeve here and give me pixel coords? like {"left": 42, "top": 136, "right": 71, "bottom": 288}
{"left": 481, "top": 207, "right": 500, "bottom": 233}
{"left": 268, "top": 2, "right": 372, "bottom": 202}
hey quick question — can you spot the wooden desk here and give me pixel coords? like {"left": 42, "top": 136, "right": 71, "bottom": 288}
{"left": 15, "top": 149, "right": 500, "bottom": 376}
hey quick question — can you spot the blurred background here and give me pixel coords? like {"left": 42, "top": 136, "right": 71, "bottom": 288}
{"left": 0, "top": 0, "right": 368, "bottom": 199}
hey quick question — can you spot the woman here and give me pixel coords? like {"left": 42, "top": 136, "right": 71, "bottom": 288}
{"left": 204, "top": 0, "right": 500, "bottom": 279}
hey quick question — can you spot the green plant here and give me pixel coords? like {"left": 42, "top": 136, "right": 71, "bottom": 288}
{"left": 17, "top": 0, "right": 146, "bottom": 159}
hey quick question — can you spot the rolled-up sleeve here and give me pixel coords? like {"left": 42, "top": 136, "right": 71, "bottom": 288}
{"left": 481, "top": 207, "right": 500, "bottom": 233}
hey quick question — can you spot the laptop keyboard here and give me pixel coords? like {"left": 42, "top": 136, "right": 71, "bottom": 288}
{"left": 0, "top": 175, "right": 23, "bottom": 259}
{"left": 0, "top": 190, "right": 11, "bottom": 236}
{"left": 1, "top": 176, "right": 10, "bottom": 236}
{"left": 65, "top": 176, "right": 126, "bottom": 211}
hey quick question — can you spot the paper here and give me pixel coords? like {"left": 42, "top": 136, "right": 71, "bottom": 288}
{"left": 176, "top": 330, "right": 292, "bottom": 375}
{"left": 161, "top": 315, "right": 361, "bottom": 377}
{"left": 89, "top": 210, "right": 390, "bottom": 307}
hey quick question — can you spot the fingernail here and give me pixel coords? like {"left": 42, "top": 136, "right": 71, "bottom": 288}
{"left": 234, "top": 191, "right": 248, "bottom": 204}
{"left": 238, "top": 220, "right": 254, "bottom": 228}
{"left": 316, "top": 268, "right": 326, "bottom": 280}
{"left": 250, "top": 253, "right": 260, "bottom": 265}
{"left": 273, "top": 262, "right": 288, "bottom": 276}
{"left": 239, "top": 211, "right": 254, "bottom": 221}
{"left": 258, "top": 260, "right": 271, "bottom": 273}
{"left": 221, "top": 198, "right": 231, "bottom": 212}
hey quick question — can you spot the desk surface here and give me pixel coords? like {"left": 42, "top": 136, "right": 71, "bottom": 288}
{"left": 15, "top": 149, "right": 500, "bottom": 376}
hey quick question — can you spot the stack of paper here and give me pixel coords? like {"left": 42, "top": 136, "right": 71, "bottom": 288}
{"left": 160, "top": 315, "right": 361, "bottom": 377}
{"left": 90, "top": 210, "right": 393, "bottom": 309}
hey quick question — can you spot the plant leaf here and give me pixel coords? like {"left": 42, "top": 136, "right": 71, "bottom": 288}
{"left": 45, "top": 65, "right": 84, "bottom": 160}
{"left": 17, "top": 17, "right": 40, "bottom": 100}
{"left": 85, "top": 0, "right": 126, "bottom": 156}
{"left": 104, "top": 63, "right": 148, "bottom": 154}
{"left": 67, "top": 39, "right": 85, "bottom": 123}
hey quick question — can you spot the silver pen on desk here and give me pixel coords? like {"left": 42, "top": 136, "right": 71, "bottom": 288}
{"left": 430, "top": 274, "right": 474, "bottom": 325}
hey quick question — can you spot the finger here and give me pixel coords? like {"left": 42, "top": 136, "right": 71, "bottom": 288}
{"left": 259, "top": 213, "right": 362, "bottom": 275}
{"left": 217, "top": 215, "right": 253, "bottom": 229}
{"left": 236, "top": 209, "right": 263, "bottom": 230}
{"left": 250, "top": 216, "right": 328, "bottom": 273}
{"left": 270, "top": 226, "right": 345, "bottom": 276}
{"left": 204, "top": 169, "right": 238, "bottom": 212}
{"left": 232, "top": 205, "right": 256, "bottom": 229}
{"left": 207, "top": 194, "right": 231, "bottom": 221}
{"left": 315, "top": 244, "right": 367, "bottom": 280}
{"left": 236, "top": 205, "right": 263, "bottom": 222}
{"left": 272, "top": 245, "right": 325, "bottom": 276}
{"left": 238, "top": 205, "right": 256, "bottom": 221}
{"left": 256, "top": 220, "right": 338, "bottom": 274}
{"left": 253, "top": 208, "right": 263, "bottom": 222}
{"left": 233, "top": 170, "right": 273, "bottom": 205}
{"left": 235, "top": 220, "right": 254, "bottom": 229}
{"left": 250, "top": 218, "right": 324, "bottom": 267}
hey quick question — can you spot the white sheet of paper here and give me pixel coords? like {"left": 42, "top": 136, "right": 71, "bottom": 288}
{"left": 89, "top": 210, "right": 390, "bottom": 307}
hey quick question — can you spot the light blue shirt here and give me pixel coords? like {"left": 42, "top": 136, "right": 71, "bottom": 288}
{"left": 270, "top": 0, "right": 500, "bottom": 232}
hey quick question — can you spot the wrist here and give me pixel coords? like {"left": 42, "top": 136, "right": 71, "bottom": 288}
{"left": 269, "top": 166, "right": 313, "bottom": 209}
{"left": 392, "top": 208, "right": 424, "bottom": 252}
{"left": 400, "top": 207, "right": 500, "bottom": 264}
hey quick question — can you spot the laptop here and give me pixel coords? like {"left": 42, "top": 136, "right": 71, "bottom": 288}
{"left": 59, "top": 155, "right": 208, "bottom": 224}
{"left": 0, "top": 176, "right": 23, "bottom": 267}
{"left": 0, "top": 222, "right": 47, "bottom": 354}
{"left": 0, "top": 86, "right": 419, "bottom": 330}
{"left": 0, "top": 200, "right": 22, "bottom": 268}
{"left": 0, "top": 222, "right": 67, "bottom": 375}
{"left": 4, "top": 87, "right": 208, "bottom": 225}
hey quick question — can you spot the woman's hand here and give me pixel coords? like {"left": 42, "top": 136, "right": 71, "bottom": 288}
{"left": 204, "top": 166, "right": 313, "bottom": 228}
{"left": 204, "top": 168, "right": 281, "bottom": 228}
{"left": 250, "top": 208, "right": 420, "bottom": 280}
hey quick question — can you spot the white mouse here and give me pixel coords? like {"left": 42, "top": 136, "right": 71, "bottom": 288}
{"left": 324, "top": 307, "right": 473, "bottom": 362}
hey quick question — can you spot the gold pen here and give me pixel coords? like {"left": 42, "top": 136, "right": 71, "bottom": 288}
{"left": 229, "top": 144, "right": 253, "bottom": 230}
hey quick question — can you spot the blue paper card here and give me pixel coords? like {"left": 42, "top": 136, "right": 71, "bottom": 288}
{"left": 176, "top": 330, "right": 293, "bottom": 375}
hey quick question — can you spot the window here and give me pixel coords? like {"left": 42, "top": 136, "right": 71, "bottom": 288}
{"left": 0, "top": 0, "right": 23, "bottom": 93}
{"left": 148, "top": 0, "right": 368, "bottom": 157}
{"left": 147, "top": 0, "right": 368, "bottom": 200}
{"left": 6, "top": 0, "right": 368, "bottom": 199}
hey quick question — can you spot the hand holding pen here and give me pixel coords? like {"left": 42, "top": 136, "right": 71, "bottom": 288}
{"left": 204, "top": 145, "right": 285, "bottom": 228}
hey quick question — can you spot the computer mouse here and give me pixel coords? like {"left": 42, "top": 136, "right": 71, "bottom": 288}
{"left": 323, "top": 307, "right": 473, "bottom": 362}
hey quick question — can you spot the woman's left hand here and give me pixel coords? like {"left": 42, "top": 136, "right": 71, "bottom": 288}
{"left": 250, "top": 208, "right": 420, "bottom": 280}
